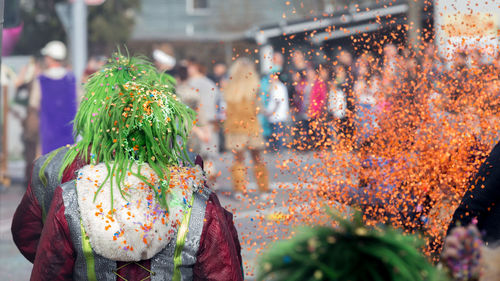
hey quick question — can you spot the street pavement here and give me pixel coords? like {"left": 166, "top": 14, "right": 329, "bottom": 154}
{"left": 0, "top": 149, "right": 323, "bottom": 280}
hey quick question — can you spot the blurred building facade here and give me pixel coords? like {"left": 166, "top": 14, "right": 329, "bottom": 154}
{"left": 132, "top": 0, "right": 295, "bottom": 42}
{"left": 130, "top": 0, "right": 433, "bottom": 67}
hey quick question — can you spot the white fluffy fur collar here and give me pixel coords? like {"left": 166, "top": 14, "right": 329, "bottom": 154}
{"left": 76, "top": 163, "right": 204, "bottom": 262}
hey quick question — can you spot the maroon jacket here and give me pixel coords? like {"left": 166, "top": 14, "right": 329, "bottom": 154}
{"left": 31, "top": 186, "right": 243, "bottom": 281}
{"left": 12, "top": 154, "right": 85, "bottom": 263}
{"left": 12, "top": 154, "right": 243, "bottom": 280}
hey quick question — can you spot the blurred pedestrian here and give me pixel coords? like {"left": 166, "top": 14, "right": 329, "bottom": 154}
{"left": 32, "top": 41, "right": 77, "bottom": 154}
{"left": 13, "top": 57, "right": 42, "bottom": 184}
{"left": 209, "top": 62, "right": 228, "bottom": 153}
{"left": 308, "top": 64, "right": 328, "bottom": 149}
{"left": 259, "top": 52, "right": 285, "bottom": 146}
{"left": 176, "top": 61, "right": 213, "bottom": 162}
{"left": 327, "top": 65, "right": 347, "bottom": 142}
{"left": 353, "top": 54, "right": 378, "bottom": 146}
{"left": 265, "top": 71, "right": 290, "bottom": 151}
{"left": 335, "top": 49, "right": 355, "bottom": 141}
{"left": 187, "top": 58, "right": 219, "bottom": 186}
{"left": 223, "top": 58, "right": 269, "bottom": 198}
{"left": 153, "top": 43, "right": 176, "bottom": 76}
{"left": 81, "top": 55, "right": 107, "bottom": 84}
{"left": 289, "top": 50, "right": 308, "bottom": 149}
{"left": 209, "top": 62, "right": 227, "bottom": 86}
{"left": 292, "top": 65, "right": 313, "bottom": 150}
{"left": 381, "top": 43, "right": 401, "bottom": 89}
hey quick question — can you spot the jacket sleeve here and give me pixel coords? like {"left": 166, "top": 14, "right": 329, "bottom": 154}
{"left": 448, "top": 141, "right": 500, "bottom": 232}
{"left": 11, "top": 178, "right": 43, "bottom": 263}
{"left": 30, "top": 186, "right": 75, "bottom": 281}
{"left": 11, "top": 153, "right": 84, "bottom": 263}
{"left": 193, "top": 193, "right": 243, "bottom": 281}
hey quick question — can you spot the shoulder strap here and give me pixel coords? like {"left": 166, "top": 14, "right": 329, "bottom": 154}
{"left": 31, "top": 146, "right": 69, "bottom": 221}
{"left": 176, "top": 187, "right": 212, "bottom": 281}
{"left": 151, "top": 187, "right": 212, "bottom": 281}
{"left": 61, "top": 181, "right": 116, "bottom": 281}
{"left": 62, "top": 180, "right": 211, "bottom": 281}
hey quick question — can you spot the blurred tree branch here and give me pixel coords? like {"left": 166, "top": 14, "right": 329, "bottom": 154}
{"left": 14, "top": 0, "right": 140, "bottom": 56}
{"left": 14, "top": 0, "right": 66, "bottom": 55}
{"left": 88, "top": 0, "right": 140, "bottom": 55}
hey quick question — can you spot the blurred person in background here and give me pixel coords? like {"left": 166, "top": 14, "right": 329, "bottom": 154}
{"left": 153, "top": 43, "right": 176, "bottom": 77}
{"left": 289, "top": 50, "right": 308, "bottom": 149}
{"left": 209, "top": 62, "right": 227, "bottom": 87}
{"left": 81, "top": 55, "right": 107, "bottom": 84}
{"left": 292, "top": 64, "right": 314, "bottom": 150}
{"left": 187, "top": 57, "right": 219, "bottom": 186}
{"left": 289, "top": 49, "right": 308, "bottom": 101}
{"left": 259, "top": 52, "right": 286, "bottom": 147}
{"left": 224, "top": 58, "right": 269, "bottom": 199}
{"left": 79, "top": 55, "right": 107, "bottom": 106}
{"left": 13, "top": 57, "right": 42, "bottom": 184}
{"left": 353, "top": 54, "right": 378, "bottom": 147}
{"left": 272, "top": 51, "right": 286, "bottom": 76}
{"left": 258, "top": 75, "right": 272, "bottom": 147}
{"left": 31, "top": 41, "right": 77, "bottom": 155}
{"left": 308, "top": 63, "right": 329, "bottom": 149}
{"left": 265, "top": 70, "right": 290, "bottom": 152}
{"left": 209, "top": 62, "right": 228, "bottom": 153}
{"left": 335, "top": 49, "right": 355, "bottom": 142}
{"left": 327, "top": 65, "right": 347, "bottom": 143}
{"left": 176, "top": 61, "right": 213, "bottom": 164}
{"left": 381, "top": 43, "right": 401, "bottom": 88}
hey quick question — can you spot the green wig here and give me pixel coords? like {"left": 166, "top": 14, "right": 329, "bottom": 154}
{"left": 258, "top": 212, "right": 448, "bottom": 281}
{"left": 59, "top": 52, "right": 196, "bottom": 210}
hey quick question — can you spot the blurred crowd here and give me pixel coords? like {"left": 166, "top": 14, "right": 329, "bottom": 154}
{"left": 7, "top": 40, "right": 500, "bottom": 199}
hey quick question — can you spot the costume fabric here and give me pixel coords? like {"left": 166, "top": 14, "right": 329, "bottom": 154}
{"left": 30, "top": 183, "right": 243, "bottom": 281}
{"left": 224, "top": 93, "right": 265, "bottom": 151}
{"left": 11, "top": 147, "right": 84, "bottom": 262}
{"left": 449, "top": 141, "right": 500, "bottom": 243}
{"left": 38, "top": 73, "right": 77, "bottom": 153}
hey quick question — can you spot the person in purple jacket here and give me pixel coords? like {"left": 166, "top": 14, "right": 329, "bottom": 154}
{"left": 30, "top": 41, "right": 77, "bottom": 154}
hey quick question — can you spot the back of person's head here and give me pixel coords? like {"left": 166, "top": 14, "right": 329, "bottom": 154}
{"left": 41, "top": 40, "right": 67, "bottom": 62}
{"left": 60, "top": 50, "right": 196, "bottom": 208}
{"left": 175, "top": 62, "right": 189, "bottom": 83}
{"left": 258, "top": 212, "right": 446, "bottom": 281}
{"left": 223, "top": 57, "right": 260, "bottom": 104}
{"left": 212, "top": 62, "right": 227, "bottom": 77}
{"left": 186, "top": 57, "right": 207, "bottom": 76}
{"left": 336, "top": 49, "right": 353, "bottom": 66}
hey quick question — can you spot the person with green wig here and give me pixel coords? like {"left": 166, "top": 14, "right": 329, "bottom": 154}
{"left": 258, "top": 212, "right": 448, "bottom": 281}
{"left": 12, "top": 53, "right": 243, "bottom": 280}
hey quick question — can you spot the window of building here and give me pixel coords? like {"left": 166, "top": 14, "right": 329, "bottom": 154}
{"left": 186, "top": 0, "right": 210, "bottom": 15}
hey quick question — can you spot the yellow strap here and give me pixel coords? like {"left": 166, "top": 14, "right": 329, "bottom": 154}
{"left": 172, "top": 195, "right": 196, "bottom": 281}
{"left": 80, "top": 221, "right": 98, "bottom": 281}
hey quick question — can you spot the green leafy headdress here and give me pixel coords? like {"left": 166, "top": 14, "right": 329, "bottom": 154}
{"left": 60, "top": 52, "right": 196, "bottom": 209}
{"left": 258, "top": 212, "right": 448, "bottom": 281}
